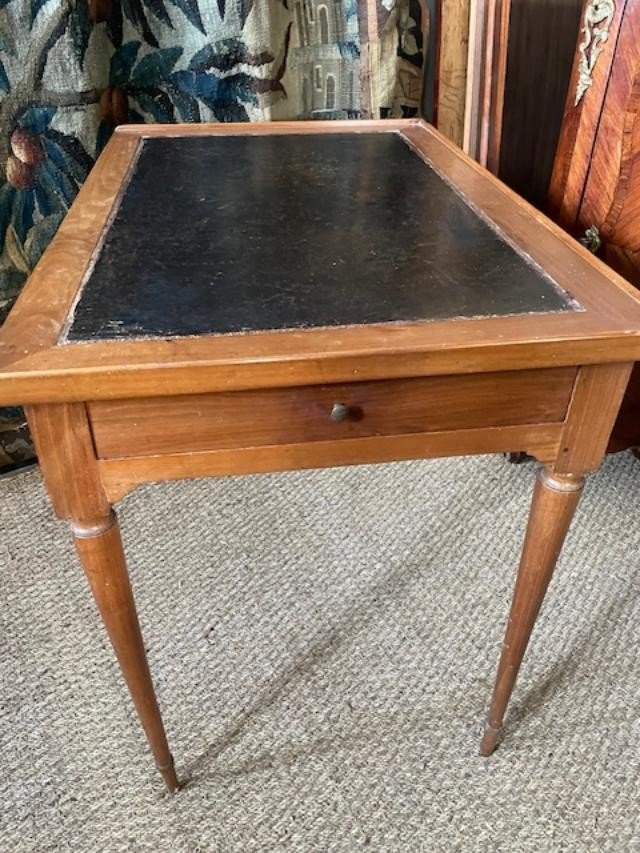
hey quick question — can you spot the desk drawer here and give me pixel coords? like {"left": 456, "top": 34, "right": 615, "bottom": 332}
{"left": 88, "top": 367, "right": 576, "bottom": 460}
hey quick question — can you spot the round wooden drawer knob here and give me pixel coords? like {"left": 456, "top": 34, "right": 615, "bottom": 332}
{"left": 330, "top": 402, "right": 351, "bottom": 422}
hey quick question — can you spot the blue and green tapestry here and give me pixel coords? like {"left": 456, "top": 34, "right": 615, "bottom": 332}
{"left": 0, "top": 0, "right": 428, "bottom": 470}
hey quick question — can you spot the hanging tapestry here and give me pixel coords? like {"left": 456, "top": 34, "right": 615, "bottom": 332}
{"left": 0, "top": 0, "right": 428, "bottom": 470}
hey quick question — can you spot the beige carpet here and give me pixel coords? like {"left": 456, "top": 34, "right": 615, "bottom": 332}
{"left": 1, "top": 453, "right": 639, "bottom": 852}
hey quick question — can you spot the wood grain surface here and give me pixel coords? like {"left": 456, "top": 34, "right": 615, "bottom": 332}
{"left": 0, "top": 120, "right": 638, "bottom": 408}
{"left": 97, "top": 423, "right": 566, "bottom": 503}
{"left": 548, "top": 0, "right": 628, "bottom": 225}
{"left": 499, "top": 0, "right": 583, "bottom": 207}
{"left": 548, "top": 1, "right": 640, "bottom": 453}
{"left": 480, "top": 467, "right": 585, "bottom": 755}
{"left": 437, "top": 0, "right": 471, "bottom": 146}
{"left": 578, "top": 9, "right": 640, "bottom": 257}
{"left": 88, "top": 368, "right": 576, "bottom": 459}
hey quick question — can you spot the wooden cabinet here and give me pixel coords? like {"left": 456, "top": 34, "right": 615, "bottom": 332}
{"left": 549, "top": 0, "right": 640, "bottom": 452}
{"left": 499, "top": 0, "right": 583, "bottom": 207}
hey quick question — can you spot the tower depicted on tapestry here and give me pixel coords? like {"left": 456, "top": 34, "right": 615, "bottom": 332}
{"left": 287, "top": 0, "right": 428, "bottom": 120}
{"left": 288, "top": 0, "right": 361, "bottom": 118}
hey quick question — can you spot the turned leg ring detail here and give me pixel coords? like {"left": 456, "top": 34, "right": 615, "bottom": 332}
{"left": 70, "top": 510, "right": 117, "bottom": 539}
{"left": 539, "top": 470, "right": 585, "bottom": 493}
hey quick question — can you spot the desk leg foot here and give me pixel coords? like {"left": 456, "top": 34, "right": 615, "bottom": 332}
{"left": 157, "top": 755, "right": 179, "bottom": 793}
{"left": 72, "top": 510, "right": 179, "bottom": 792}
{"left": 479, "top": 724, "right": 502, "bottom": 756}
{"left": 481, "top": 468, "right": 584, "bottom": 755}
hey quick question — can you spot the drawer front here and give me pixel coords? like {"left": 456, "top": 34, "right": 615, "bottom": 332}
{"left": 89, "top": 367, "right": 576, "bottom": 459}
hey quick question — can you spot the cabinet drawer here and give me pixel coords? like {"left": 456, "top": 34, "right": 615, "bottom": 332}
{"left": 88, "top": 367, "right": 575, "bottom": 460}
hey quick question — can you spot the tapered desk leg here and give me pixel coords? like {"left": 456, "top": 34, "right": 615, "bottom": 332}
{"left": 480, "top": 468, "right": 584, "bottom": 756}
{"left": 72, "top": 510, "right": 179, "bottom": 792}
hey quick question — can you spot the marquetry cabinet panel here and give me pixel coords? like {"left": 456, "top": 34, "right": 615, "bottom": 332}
{"left": 549, "top": 0, "right": 640, "bottom": 452}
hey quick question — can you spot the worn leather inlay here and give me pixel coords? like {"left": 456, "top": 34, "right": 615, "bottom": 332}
{"left": 67, "top": 133, "right": 574, "bottom": 341}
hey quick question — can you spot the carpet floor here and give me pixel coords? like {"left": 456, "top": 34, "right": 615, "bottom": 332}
{"left": 1, "top": 453, "right": 639, "bottom": 852}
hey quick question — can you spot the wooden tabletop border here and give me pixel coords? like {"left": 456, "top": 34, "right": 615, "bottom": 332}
{"left": 0, "top": 119, "right": 639, "bottom": 406}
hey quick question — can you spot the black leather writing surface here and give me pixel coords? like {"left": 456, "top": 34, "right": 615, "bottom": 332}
{"left": 66, "top": 132, "right": 575, "bottom": 341}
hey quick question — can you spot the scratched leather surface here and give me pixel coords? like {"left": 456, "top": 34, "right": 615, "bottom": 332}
{"left": 67, "top": 133, "right": 574, "bottom": 341}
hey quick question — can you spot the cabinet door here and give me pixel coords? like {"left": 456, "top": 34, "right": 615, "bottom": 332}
{"left": 577, "top": 3, "right": 640, "bottom": 286}
{"left": 548, "top": 0, "right": 628, "bottom": 229}
{"left": 548, "top": 0, "right": 640, "bottom": 453}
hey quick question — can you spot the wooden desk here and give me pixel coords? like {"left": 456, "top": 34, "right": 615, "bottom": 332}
{"left": 1, "top": 120, "right": 639, "bottom": 793}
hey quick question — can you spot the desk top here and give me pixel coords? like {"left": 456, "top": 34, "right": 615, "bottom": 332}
{"left": 1, "top": 119, "right": 639, "bottom": 406}
{"left": 67, "top": 132, "right": 573, "bottom": 341}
